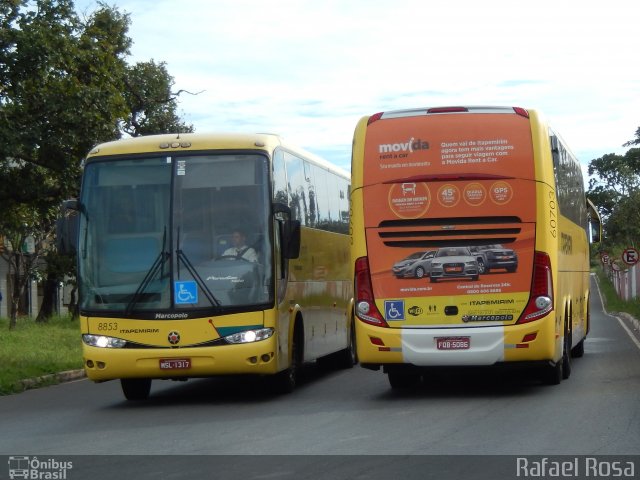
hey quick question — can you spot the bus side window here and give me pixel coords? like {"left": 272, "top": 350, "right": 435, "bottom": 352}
{"left": 284, "top": 152, "right": 307, "bottom": 226}
{"left": 273, "top": 149, "right": 288, "bottom": 206}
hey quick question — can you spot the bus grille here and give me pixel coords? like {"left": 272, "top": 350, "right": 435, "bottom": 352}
{"left": 377, "top": 216, "right": 523, "bottom": 248}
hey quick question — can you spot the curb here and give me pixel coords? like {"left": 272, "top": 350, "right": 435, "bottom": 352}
{"left": 615, "top": 312, "right": 640, "bottom": 330}
{"left": 19, "top": 369, "right": 86, "bottom": 390}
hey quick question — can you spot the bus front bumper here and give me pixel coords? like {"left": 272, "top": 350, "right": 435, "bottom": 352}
{"left": 82, "top": 336, "right": 280, "bottom": 381}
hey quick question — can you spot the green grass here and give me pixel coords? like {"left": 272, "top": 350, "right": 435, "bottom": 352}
{"left": 0, "top": 315, "right": 83, "bottom": 395}
{"left": 595, "top": 268, "right": 640, "bottom": 319}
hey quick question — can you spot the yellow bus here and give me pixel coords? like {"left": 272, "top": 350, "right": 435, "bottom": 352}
{"left": 350, "top": 106, "right": 601, "bottom": 388}
{"left": 60, "top": 133, "right": 355, "bottom": 400}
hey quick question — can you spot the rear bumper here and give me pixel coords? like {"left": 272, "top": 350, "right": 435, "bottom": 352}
{"left": 355, "top": 318, "right": 559, "bottom": 368}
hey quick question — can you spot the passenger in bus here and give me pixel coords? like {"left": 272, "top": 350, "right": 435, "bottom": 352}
{"left": 222, "top": 228, "right": 258, "bottom": 262}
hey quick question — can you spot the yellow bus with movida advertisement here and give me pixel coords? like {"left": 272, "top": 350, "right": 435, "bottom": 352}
{"left": 350, "top": 106, "right": 601, "bottom": 389}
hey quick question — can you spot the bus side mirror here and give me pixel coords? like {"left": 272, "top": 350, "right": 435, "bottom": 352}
{"left": 586, "top": 199, "right": 602, "bottom": 244}
{"left": 273, "top": 202, "right": 301, "bottom": 259}
{"left": 56, "top": 199, "right": 79, "bottom": 255}
{"left": 589, "top": 218, "right": 601, "bottom": 244}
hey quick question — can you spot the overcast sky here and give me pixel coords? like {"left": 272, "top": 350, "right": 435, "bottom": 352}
{"left": 75, "top": 0, "right": 639, "bottom": 173}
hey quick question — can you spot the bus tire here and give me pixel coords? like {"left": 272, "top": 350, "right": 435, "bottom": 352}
{"left": 572, "top": 306, "right": 588, "bottom": 358}
{"left": 272, "top": 323, "right": 302, "bottom": 394}
{"left": 388, "top": 372, "right": 420, "bottom": 389}
{"left": 541, "top": 361, "right": 562, "bottom": 386}
{"left": 121, "top": 378, "right": 152, "bottom": 401}
{"left": 562, "top": 318, "right": 572, "bottom": 380}
{"left": 337, "top": 320, "right": 358, "bottom": 369}
{"left": 571, "top": 339, "right": 585, "bottom": 358}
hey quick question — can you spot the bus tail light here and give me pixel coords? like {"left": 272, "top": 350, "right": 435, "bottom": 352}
{"left": 518, "top": 251, "right": 553, "bottom": 324}
{"left": 355, "top": 256, "right": 388, "bottom": 327}
{"left": 367, "top": 112, "right": 384, "bottom": 125}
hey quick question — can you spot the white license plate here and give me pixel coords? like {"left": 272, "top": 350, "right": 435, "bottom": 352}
{"left": 159, "top": 358, "right": 191, "bottom": 370}
{"left": 436, "top": 337, "right": 470, "bottom": 350}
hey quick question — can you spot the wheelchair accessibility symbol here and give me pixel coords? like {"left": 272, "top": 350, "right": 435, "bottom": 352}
{"left": 175, "top": 281, "right": 198, "bottom": 304}
{"left": 384, "top": 300, "right": 405, "bottom": 321}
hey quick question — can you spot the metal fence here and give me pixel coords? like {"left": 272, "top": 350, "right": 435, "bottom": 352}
{"left": 602, "top": 262, "right": 640, "bottom": 301}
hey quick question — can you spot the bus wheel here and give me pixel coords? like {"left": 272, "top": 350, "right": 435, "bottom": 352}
{"left": 273, "top": 327, "right": 301, "bottom": 394}
{"left": 121, "top": 378, "right": 152, "bottom": 401}
{"left": 388, "top": 372, "right": 420, "bottom": 389}
{"left": 562, "top": 322, "right": 572, "bottom": 380}
{"left": 337, "top": 321, "right": 358, "bottom": 368}
{"left": 571, "top": 339, "right": 585, "bottom": 358}
{"left": 572, "top": 307, "right": 587, "bottom": 358}
{"left": 541, "top": 361, "right": 562, "bottom": 386}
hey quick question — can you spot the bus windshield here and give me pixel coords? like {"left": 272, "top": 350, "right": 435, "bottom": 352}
{"left": 78, "top": 153, "right": 273, "bottom": 314}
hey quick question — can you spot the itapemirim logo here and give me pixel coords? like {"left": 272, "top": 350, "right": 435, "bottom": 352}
{"left": 7, "top": 456, "right": 73, "bottom": 479}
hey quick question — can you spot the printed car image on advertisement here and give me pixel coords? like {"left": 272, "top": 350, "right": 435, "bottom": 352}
{"left": 428, "top": 247, "right": 480, "bottom": 283}
{"left": 469, "top": 244, "right": 518, "bottom": 273}
{"left": 392, "top": 250, "right": 436, "bottom": 278}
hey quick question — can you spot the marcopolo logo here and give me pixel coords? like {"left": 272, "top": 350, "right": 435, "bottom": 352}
{"left": 8, "top": 456, "right": 73, "bottom": 479}
{"left": 379, "top": 138, "right": 430, "bottom": 154}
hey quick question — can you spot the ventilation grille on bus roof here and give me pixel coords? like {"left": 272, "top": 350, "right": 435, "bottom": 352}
{"left": 377, "top": 216, "right": 523, "bottom": 249}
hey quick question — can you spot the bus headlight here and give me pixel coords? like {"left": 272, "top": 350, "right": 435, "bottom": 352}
{"left": 225, "top": 328, "right": 274, "bottom": 344}
{"left": 83, "top": 334, "right": 127, "bottom": 348}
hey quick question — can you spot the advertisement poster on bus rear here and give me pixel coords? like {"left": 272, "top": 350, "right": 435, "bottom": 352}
{"left": 362, "top": 113, "right": 536, "bottom": 321}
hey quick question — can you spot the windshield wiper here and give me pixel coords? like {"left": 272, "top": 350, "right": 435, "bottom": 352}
{"left": 125, "top": 228, "right": 170, "bottom": 315}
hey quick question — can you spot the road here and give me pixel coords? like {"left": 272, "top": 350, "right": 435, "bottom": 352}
{"left": 1, "top": 274, "right": 639, "bottom": 479}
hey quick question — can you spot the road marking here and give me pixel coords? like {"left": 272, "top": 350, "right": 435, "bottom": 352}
{"left": 615, "top": 317, "right": 640, "bottom": 351}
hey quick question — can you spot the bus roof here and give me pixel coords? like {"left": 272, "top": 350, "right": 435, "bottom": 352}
{"left": 86, "top": 132, "right": 349, "bottom": 179}
{"left": 367, "top": 105, "right": 532, "bottom": 124}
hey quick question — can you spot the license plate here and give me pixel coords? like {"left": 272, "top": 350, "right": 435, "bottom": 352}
{"left": 436, "top": 337, "right": 470, "bottom": 350}
{"left": 159, "top": 358, "right": 191, "bottom": 370}
{"left": 445, "top": 266, "right": 463, "bottom": 273}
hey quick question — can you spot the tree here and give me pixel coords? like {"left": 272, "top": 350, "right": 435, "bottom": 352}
{"left": 122, "top": 60, "right": 194, "bottom": 137}
{"left": 623, "top": 127, "right": 640, "bottom": 147}
{"left": 588, "top": 146, "right": 640, "bottom": 254}
{"left": 587, "top": 150, "right": 640, "bottom": 220}
{"left": 0, "top": 0, "right": 193, "bottom": 327}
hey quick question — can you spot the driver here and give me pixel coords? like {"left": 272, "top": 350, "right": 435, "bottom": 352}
{"left": 222, "top": 228, "right": 258, "bottom": 262}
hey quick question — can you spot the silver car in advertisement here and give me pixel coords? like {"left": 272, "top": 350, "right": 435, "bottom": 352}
{"left": 429, "top": 247, "right": 480, "bottom": 283}
{"left": 392, "top": 250, "right": 436, "bottom": 278}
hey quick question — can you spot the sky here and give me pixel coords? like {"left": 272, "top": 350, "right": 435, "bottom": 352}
{"left": 74, "top": 0, "right": 639, "bottom": 175}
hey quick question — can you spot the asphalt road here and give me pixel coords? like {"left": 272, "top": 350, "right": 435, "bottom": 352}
{"left": 1, "top": 274, "right": 638, "bottom": 479}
